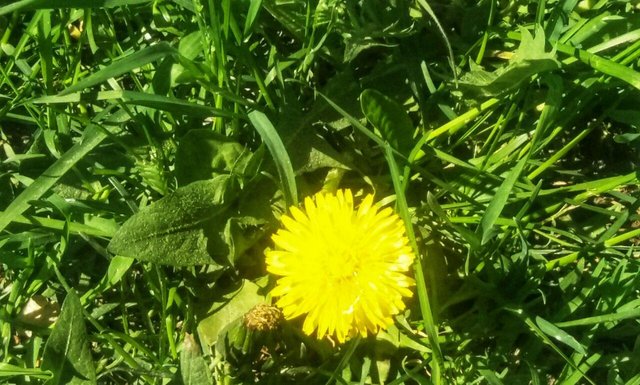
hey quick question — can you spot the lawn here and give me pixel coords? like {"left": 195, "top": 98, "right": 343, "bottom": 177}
{"left": 1, "top": 0, "right": 640, "bottom": 384}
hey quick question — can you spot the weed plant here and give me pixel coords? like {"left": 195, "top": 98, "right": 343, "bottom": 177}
{"left": 1, "top": 0, "right": 640, "bottom": 384}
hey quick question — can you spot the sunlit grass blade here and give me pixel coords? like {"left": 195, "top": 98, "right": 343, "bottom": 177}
{"left": 0, "top": 363, "right": 52, "bottom": 380}
{"left": 31, "top": 90, "right": 237, "bottom": 118}
{"left": 480, "top": 156, "right": 527, "bottom": 245}
{"left": 384, "top": 144, "right": 443, "bottom": 385}
{"left": 248, "top": 110, "right": 298, "bottom": 207}
{"left": 0, "top": 108, "right": 126, "bottom": 234}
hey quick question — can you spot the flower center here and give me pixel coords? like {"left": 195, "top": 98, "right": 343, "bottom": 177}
{"left": 323, "top": 247, "right": 362, "bottom": 283}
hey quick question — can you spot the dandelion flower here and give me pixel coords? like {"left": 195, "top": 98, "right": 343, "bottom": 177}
{"left": 266, "top": 189, "right": 415, "bottom": 343}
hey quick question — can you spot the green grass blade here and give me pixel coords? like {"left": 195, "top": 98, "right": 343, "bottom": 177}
{"left": 521, "top": 313, "right": 596, "bottom": 385}
{"left": 507, "top": 30, "right": 640, "bottom": 91}
{"left": 555, "top": 307, "right": 640, "bottom": 328}
{"left": 535, "top": 316, "right": 586, "bottom": 355}
{"left": 410, "top": 98, "right": 501, "bottom": 163}
{"left": 480, "top": 156, "right": 527, "bottom": 245}
{"left": 0, "top": 363, "right": 52, "bottom": 380}
{"left": 32, "top": 90, "right": 237, "bottom": 118}
{"left": 0, "top": 0, "right": 150, "bottom": 15}
{"left": 0, "top": 108, "right": 126, "bottom": 234}
{"left": 58, "top": 43, "right": 177, "bottom": 95}
{"left": 248, "top": 110, "right": 298, "bottom": 207}
{"left": 243, "top": 0, "right": 262, "bottom": 36}
{"left": 384, "top": 144, "right": 443, "bottom": 385}
{"left": 415, "top": 0, "right": 456, "bottom": 80}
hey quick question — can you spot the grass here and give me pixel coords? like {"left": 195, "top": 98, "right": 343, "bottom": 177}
{"left": 1, "top": 0, "right": 640, "bottom": 384}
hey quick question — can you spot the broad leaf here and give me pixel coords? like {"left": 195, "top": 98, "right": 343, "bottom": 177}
{"left": 360, "top": 89, "right": 414, "bottom": 155}
{"left": 175, "top": 130, "right": 254, "bottom": 186}
{"left": 197, "top": 280, "right": 263, "bottom": 347}
{"left": 108, "top": 175, "right": 238, "bottom": 266}
{"left": 41, "top": 291, "right": 96, "bottom": 385}
{"left": 180, "top": 334, "right": 213, "bottom": 385}
{"left": 458, "top": 26, "right": 560, "bottom": 97}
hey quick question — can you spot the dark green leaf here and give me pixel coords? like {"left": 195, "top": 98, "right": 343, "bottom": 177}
{"left": 175, "top": 130, "right": 253, "bottom": 186}
{"left": 360, "top": 89, "right": 415, "bottom": 155}
{"left": 108, "top": 176, "right": 238, "bottom": 266}
{"left": 535, "top": 316, "right": 587, "bottom": 355}
{"left": 33, "top": 91, "right": 235, "bottom": 118}
{"left": 613, "top": 133, "right": 640, "bottom": 143}
{"left": 224, "top": 216, "right": 269, "bottom": 267}
{"left": 41, "top": 291, "right": 96, "bottom": 385}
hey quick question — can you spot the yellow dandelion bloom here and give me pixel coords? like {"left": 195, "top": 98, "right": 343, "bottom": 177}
{"left": 266, "top": 189, "right": 415, "bottom": 343}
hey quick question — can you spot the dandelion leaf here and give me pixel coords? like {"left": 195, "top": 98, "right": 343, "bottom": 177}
{"left": 175, "top": 129, "right": 254, "bottom": 186}
{"left": 108, "top": 175, "right": 238, "bottom": 266}
{"left": 360, "top": 89, "right": 414, "bottom": 155}
{"left": 458, "top": 26, "right": 560, "bottom": 97}
{"left": 197, "top": 280, "right": 263, "bottom": 347}
{"left": 180, "top": 333, "right": 213, "bottom": 385}
{"left": 41, "top": 291, "right": 96, "bottom": 385}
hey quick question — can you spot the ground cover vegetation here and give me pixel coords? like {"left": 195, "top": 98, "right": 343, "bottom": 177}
{"left": 1, "top": 0, "right": 640, "bottom": 384}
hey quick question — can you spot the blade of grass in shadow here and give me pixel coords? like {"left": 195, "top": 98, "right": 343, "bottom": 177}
{"left": 528, "top": 123, "right": 596, "bottom": 179}
{"left": 323, "top": 338, "right": 360, "bottom": 385}
{"left": 513, "top": 310, "right": 597, "bottom": 385}
{"left": 415, "top": 0, "right": 456, "bottom": 80}
{"left": 317, "top": 92, "right": 406, "bottom": 159}
{"left": 0, "top": 107, "right": 126, "bottom": 234}
{"left": 560, "top": 353, "right": 602, "bottom": 385}
{"left": 248, "top": 111, "right": 298, "bottom": 207}
{"left": 58, "top": 43, "right": 177, "bottom": 95}
{"left": 384, "top": 144, "right": 443, "bottom": 385}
